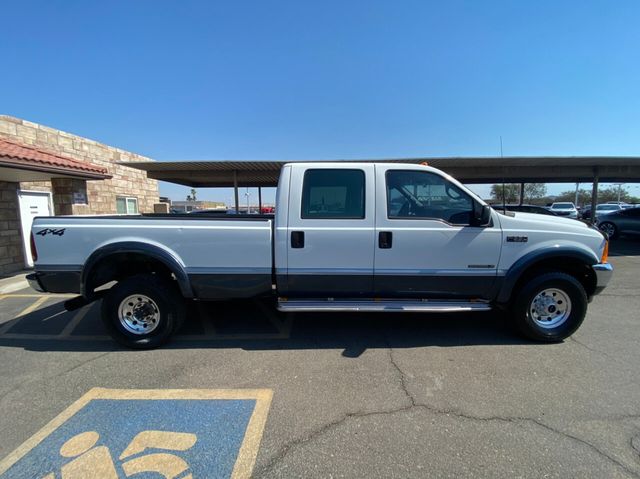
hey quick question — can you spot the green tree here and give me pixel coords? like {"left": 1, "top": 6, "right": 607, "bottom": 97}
{"left": 554, "top": 185, "right": 639, "bottom": 207}
{"left": 186, "top": 188, "right": 198, "bottom": 202}
{"left": 490, "top": 183, "right": 547, "bottom": 204}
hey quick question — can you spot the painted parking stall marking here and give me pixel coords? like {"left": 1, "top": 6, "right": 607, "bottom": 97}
{"left": 0, "top": 388, "right": 273, "bottom": 479}
{"left": 0, "top": 293, "right": 292, "bottom": 341}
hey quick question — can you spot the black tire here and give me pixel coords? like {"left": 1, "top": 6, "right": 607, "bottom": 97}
{"left": 101, "top": 274, "right": 186, "bottom": 349}
{"left": 512, "top": 272, "right": 587, "bottom": 342}
{"left": 599, "top": 221, "right": 618, "bottom": 239}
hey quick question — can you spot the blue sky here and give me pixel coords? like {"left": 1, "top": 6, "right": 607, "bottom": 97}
{"left": 2, "top": 0, "right": 639, "bottom": 203}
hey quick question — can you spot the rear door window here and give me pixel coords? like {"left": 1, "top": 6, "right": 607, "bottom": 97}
{"left": 301, "top": 169, "right": 365, "bottom": 219}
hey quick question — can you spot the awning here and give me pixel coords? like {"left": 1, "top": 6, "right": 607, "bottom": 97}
{"left": 119, "top": 156, "right": 640, "bottom": 187}
{"left": 0, "top": 139, "right": 111, "bottom": 182}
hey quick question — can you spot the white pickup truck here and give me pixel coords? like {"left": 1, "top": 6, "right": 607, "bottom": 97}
{"left": 28, "top": 162, "right": 613, "bottom": 349}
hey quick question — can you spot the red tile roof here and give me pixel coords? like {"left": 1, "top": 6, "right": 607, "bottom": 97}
{"left": 0, "top": 138, "right": 110, "bottom": 178}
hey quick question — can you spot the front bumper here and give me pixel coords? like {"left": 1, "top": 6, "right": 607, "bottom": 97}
{"left": 592, "top": 263, "right": 613, "bottom": 295}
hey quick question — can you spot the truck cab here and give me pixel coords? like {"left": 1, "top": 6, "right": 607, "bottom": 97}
{"left": 275, "top": 163, "right": 498, "bottom": 300}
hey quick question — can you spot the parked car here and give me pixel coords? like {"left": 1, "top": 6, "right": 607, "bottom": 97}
{"left": 597, "top": 207, "right": 640, "bottom": 239}
{"left": 28, "top": 162, "right": 612, "bottom": 349}
{"left": 492, "top": 204, "right": 557, "bottom": 216}
{"left": 549, "top": 202, "right": 579, "bottom": 219}
{"left": 582, "top": 203, "right": 623, "bottom": 221}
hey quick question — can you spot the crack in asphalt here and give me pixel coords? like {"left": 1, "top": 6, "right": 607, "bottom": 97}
{"left": 569, "top": 336, "right": 621, "bottom": 363}
{"left": 388, "top": 344, "right": 638, "bottom": 478}
{"left": 387, "top": 346, "right": 416, "bottom": 408}
{"left": 255, "top": 345, "right": 640, "bottom": 478}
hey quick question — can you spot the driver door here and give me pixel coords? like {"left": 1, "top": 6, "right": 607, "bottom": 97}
{"left": 373, "top": 165, "right": 502, "bottom": 299}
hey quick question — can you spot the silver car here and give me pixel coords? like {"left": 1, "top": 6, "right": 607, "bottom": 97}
{"left": 549, "top": 202, "right": 579, "bottom": 219}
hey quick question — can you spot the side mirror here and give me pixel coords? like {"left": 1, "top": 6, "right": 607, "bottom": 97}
{"left": 472, "top": 203, "right": 492, "bottom": 227}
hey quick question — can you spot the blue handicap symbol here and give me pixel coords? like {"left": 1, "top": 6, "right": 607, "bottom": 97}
{"left": 0, "top": 389, "right": 272, "bottom": 479}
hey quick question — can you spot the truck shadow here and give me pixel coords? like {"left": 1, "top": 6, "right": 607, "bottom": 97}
{"left": 0, "top": 301, "right": 535, "bottom": 355}
{"left": 233, "top": 310, "right": 532, "bottom": 358}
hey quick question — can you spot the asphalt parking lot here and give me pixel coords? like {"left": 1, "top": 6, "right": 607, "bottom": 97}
{"left": 0, "top": 239, "right": 639, "bottom": 478}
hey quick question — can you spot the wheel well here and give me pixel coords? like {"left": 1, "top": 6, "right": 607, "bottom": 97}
{"left": 510, "top": 257, "right": 597, "bottom": 302}
{"left": 84, "top": 252, "right": 175, "bottom": 298}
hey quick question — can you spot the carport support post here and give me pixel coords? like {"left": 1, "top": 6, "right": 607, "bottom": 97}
{"left": 233, "top": 170, "right": 239, "bottom": 213}
{"left": 258, "top": 187, "right": 262, "bottom": 213}
{"left": 519, "top": 183, "right": 525, "bottom": 205}
{"left": 590, "top": 168, "right": 599, "bottom": 225}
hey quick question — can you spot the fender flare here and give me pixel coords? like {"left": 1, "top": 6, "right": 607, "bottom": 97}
{"left": 497, "top": 247, "right": 598, "bottom": 303}
{"left": 81, "top": 241, "right": 193, "bottom": 299}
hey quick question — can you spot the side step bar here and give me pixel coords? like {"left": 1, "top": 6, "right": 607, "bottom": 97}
{"left": 277, "top": 299, "right": 492, "bottom": 313}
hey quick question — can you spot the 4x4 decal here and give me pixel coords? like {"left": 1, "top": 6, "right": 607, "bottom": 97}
{"left": 36, "top": 228, "right": 66, "bottom": 237}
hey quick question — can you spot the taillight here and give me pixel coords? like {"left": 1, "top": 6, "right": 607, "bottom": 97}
{"left": 30, "top": 232, "right": 38, "bottom": 262}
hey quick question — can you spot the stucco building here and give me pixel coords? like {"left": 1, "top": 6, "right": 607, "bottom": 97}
{"left": 0, "top": 115, "right": 159, "bottom": 275}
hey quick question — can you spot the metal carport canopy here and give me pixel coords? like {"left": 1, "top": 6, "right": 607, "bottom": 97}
{"left": 120, "top": 156, "right": 640, "bottom": 187}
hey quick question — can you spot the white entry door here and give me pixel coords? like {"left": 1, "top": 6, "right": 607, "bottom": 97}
{"left": 17, "top": 191, "right": 53, "bottom": 267}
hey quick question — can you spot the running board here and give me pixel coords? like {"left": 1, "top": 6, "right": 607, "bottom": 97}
{"left": 277, "top": 299, "right": 492, "bottom": 313}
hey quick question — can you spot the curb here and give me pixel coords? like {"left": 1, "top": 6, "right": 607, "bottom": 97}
{"left": 0, "top": 272, "right": 30, "bottom": 295}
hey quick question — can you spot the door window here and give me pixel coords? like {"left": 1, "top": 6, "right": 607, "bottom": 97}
{"left": 386, "top": 170, "right": 473, "bottom": 225}
{"left": 301, "top": 169, "right": 365, "bottom": 219}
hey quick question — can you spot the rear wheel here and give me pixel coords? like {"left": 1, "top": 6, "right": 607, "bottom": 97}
{"left": 599, "top": 221, "right": 618, "bottom": 239}
{"left": 101, "top": 274, "right": 185, "bottom": 349}
{"left": 512, "top": 272, "right": 587, "bottom": 342}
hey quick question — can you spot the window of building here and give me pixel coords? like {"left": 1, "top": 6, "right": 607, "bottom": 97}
{"left": 386, "top": 170, "right": 473, "bottom": 225}
{"left": 301, "top": 169, "right": 365, "bottom": 219}
{"left": 116, "top": 196, "right": 139, "bottom": 215}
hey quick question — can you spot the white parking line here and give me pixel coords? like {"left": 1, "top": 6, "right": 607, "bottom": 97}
{"left": 60, "top": 305, "right": 92, "bottom": 337}
{"left": 0, "top": 294, "right": 75, "bottom": 299}
{"left": 0, "top": 333, "right": 111, "bottom": 341}
{"left": 16, "top": 296, "right": 50, "bottom": 317}
{"left": 255, "top": 300, "right": 293, "bottom": 335}
{"left": 0, "top": 295, "right": 294, "bottom": 342}
{"left": 0, "top": 297, "right": 50, "bottom": 335}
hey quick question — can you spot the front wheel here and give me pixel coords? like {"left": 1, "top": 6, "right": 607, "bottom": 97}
{"left": 512, "top": 272, "right": 587, "bottom": 342}
{"left": 101, "top": 274, "right": 186, "bottom": 349}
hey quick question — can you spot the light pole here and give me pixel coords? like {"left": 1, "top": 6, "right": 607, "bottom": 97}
{"left": 245, "top": 187, "right": 251, "bottom": 214}
{"left": 613, "top": 183, "right": 625, "bottom": 203}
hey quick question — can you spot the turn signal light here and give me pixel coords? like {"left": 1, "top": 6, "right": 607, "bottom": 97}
{"left": 600, "top": 240, "right": 609, "bottom": 264}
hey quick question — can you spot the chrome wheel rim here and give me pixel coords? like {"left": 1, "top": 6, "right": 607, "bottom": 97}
{"left": 529, "top": 288, "right": 572, "bottom": 329}
{"left": 118, "top": 294, "right": 160, "bottom": 335}
{"left": 599, "top": 222, "right": 615, "bottom": 238}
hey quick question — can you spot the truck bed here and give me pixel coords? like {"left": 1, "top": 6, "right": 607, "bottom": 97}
{"left": 32, "top": 214, "right": 274, "bottom": 299}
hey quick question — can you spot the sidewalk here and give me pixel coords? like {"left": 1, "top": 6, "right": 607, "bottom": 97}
{"left": 0, "top": 270, "right": 31, "bottom": 294}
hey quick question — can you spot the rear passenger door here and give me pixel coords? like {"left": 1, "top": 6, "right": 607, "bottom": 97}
{"left": 284, "top": 165, "right": 376, "bottom": 297}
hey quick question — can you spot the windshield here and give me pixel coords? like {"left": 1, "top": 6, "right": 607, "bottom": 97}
{"left": 598, "top": 205, "right": 618, "bottom": 210}
{"left": 552, "top": 203, "right": 574, "bottom": 209}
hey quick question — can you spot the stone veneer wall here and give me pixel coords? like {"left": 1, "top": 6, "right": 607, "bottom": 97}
{"left": 0, "top": 115, "right": 159, "bottom": 214}
{"left": 0, "top": 182, "right": 25, "bottom": 275}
